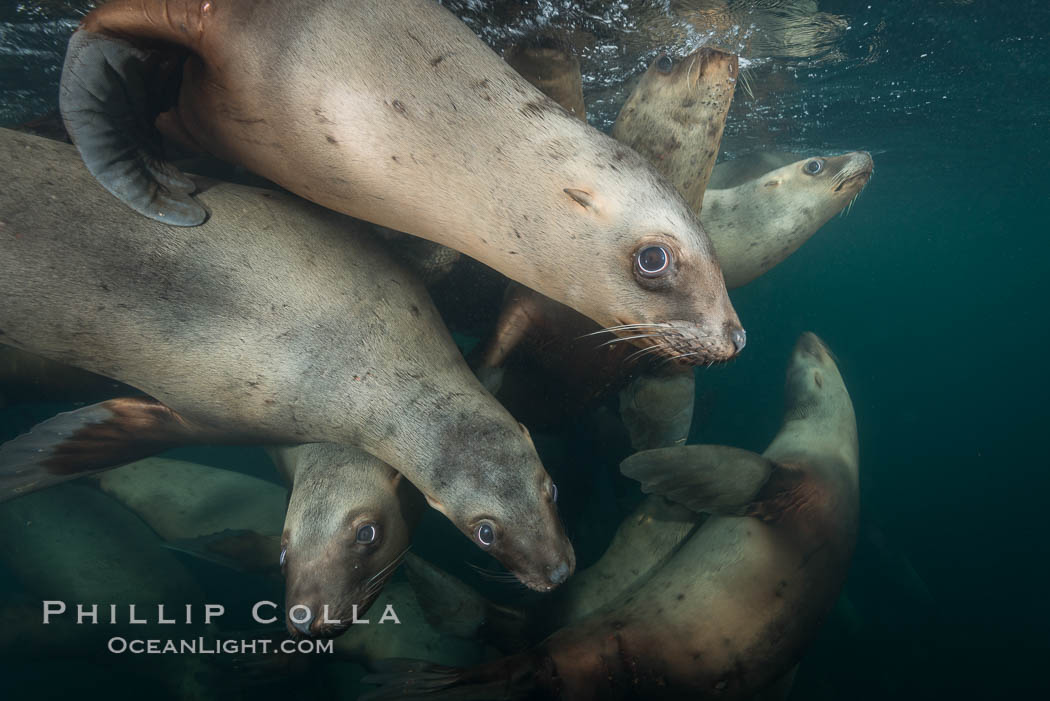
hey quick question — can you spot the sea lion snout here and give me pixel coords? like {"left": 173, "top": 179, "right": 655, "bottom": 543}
{"left": 547, "top": 561, "right": 571, "bottom": 587}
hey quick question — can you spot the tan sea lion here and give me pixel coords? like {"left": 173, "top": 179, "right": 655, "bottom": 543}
{"left": 362, "top": 332, "right": 859, "bottom": 700}
{"left": 704, "top": 151, "right": 874, "bottom": 288}
{"left": 269, "top": 444, "right": 424, "bottom": 637}
{"left": 612, "top": 48, "right": 740, "bottom": 214}
{"left": 94, "top": 449, "right": 423, "bottom": 638}
{"left": 59, "top": 0, "right": 745, "bottom": 363}
{"left": 0, "top": 129, "right": 572, "bottom": 592}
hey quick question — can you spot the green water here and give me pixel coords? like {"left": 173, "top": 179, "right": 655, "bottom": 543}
{"left": 1, "top": 0, "right": 1048, "bottom": 698}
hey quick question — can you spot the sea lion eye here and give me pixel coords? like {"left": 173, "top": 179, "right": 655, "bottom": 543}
{"left": 279, "top": 547, "right": 287, "bottom": 568}
{"left": 356, "top": 524, "right": 378, "bottom": 544}
{"left": 549, "top": 482, "right": 558, "bottom": 503}
{"left": 656, "top": 54, "right": 673, "bottom": 74}
{"left": 803, "top": 159, "right": 823, "bottom": 175}
{"left": 476, "top": 521, "right": 496, "bottom": 547}
{"left": 636, "top": 245, "right": 671, "bottom": 277}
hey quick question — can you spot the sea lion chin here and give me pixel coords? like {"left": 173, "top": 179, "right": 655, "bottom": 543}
{"left": 58, "top": 0, "right": 745, "bottom": 366}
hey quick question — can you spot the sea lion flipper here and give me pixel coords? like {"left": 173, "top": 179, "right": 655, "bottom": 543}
{"left": 0, "top": 397, "right": 195, "bottom": 501}
{"left": 620, "top": 445, "right": 775, "bottom": 515}
{"left": 164, "top": 530, "right": 282, "bottom": 574}
{"left": 59, "top": 29, "right": 207, "bottom": 226}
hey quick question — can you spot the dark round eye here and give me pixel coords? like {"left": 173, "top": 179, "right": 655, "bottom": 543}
{"left": 656, "top": 54, "right": 673, "bottom": 74}
{"left": 356, "top": 524, "right": 377, "bottom": 544}
{"left": 549, "top": 482, "right": 558, "bottom": 503}
{"left": 636, "top": 245, "right": 671, "bottom": 277}
{"left": 279, "top": 547, "right": 287, "bottom": 568}
{"left": 476, "top": 522, "right": 495, "bottom": 547}
{"left": 803, "top": 159, "right": 823, "bottom": 175}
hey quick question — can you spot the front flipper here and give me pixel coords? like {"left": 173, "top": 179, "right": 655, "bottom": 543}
{"left": 0, "top": 396, "right": 205, "bottom": 501}
{"left": 60, "top": 29, "right": 207, "bottom": 225}
{"left": 164, "top": 529, "right": 282, "bottom": 575}
{"left": 620, "top": 445, "right": 775, "bottom": 515}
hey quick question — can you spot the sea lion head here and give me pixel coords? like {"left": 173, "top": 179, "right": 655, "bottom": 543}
{"left": 424, "top": 413, "right": 575, "bottom": 593}
{"left": 762, "top": 151, "right": 874, "bottom": 226}
{"left": 269, "top": 444, "right": 422, "bottom": 639}
{"left": 583, "top": 47, "right": 745, "bottom": 365}
{"left": 783, "top": 332, "right": 852, "bottom": 432}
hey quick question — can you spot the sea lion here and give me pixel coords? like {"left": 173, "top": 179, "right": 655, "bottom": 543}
{"left": 0, "top": 129, "right": 572, "bottom": 592}
{"left": 270, "top": 444, "right": 424, "bottom": 637}
{"left": 612, "top": 48, "right": 740, "bottom": 214}
{"left": 704, "top": 151, "right": 874, "bottom": 288}
{"left": 0, "top": 484, "right": 221, "bottom": 699}
{"left": 94, "top": 449, "right": 423, "bottom": 638}
{"left": 93, "top": 456, "right": 285, "bottom": 543}
{"left": 504, "top": 36, "right": 587, "bottom": 121}
{"left": 59, "top": 0, "right": 746, "bottom": 363}
{"left": 362, "top": 332, "right": 859, "bottom": 700}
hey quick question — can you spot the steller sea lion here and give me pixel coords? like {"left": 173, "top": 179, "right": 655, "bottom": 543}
{"left": 0, "top": 128, "right": 572, "bottom": 592}
{"left": 704, "top": 151, "right": 874, "bottom": 288}
{"left": 0, "top": 484, "right": 222, "bottom": 699}
{"left": 361, "top": 332, "right": 859, "bottom": 700}
{"left": 94, "top": 450, "right": 423, "bottom": 638}
{"left": 59, "top": 0, "right": 746, "bottom": 363}
{"left": 269, "top": 444, "right": 424, "bottom": 638}
{"left": 612, "top": 47, "right": 740, "bottom": 214}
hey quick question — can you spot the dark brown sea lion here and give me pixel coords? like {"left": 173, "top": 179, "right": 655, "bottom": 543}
{"left": 361, "top": 332, "right": 859, "bottom": 700}
{"left": 59, "top": 0, "right": 745, "bottom": 364}
{"left": 0, "top": 128, "right": 571, "bottom": 592}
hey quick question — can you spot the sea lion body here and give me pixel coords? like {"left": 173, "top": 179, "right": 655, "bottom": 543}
{"left": 364, "top": 332, "right": 859, "bottom": 699}
{"left": 0, "top": 129, "right": 572, "bottom": 592}
{"left": 61, "top": 0, "right": 745, "bottom": 363}
{"left": 95, "top": 457, "right": 284, "bottom": 541}
{"left": 0, "top": 484, "right": 220, "bottom": 698}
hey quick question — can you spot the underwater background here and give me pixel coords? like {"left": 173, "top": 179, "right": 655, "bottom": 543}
{"left": 1, "top": 0, "right": 1048, "bottom": 698}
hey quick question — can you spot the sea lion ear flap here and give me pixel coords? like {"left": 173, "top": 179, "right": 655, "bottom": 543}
{"left": 564, "top": 188, "right": 598, "bottom": 211}
{"left": 0, "top": 396, "right": 201, "bottom": 502}
{"left": 60, "top": 29, "right": 207, "bottom": 226}
{"left": 163, "top": 530, "right": 283, "bottom": 574}
{"left": 620, "top": 445, "right": 775, "bottom": 515}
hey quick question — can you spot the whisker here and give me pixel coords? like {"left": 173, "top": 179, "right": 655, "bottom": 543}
{"left": 596, "top": 332, "right": 666, "bottom": 349}
{"left": 624, "top": 343, "right": 669, "bottom": 365}
{"left": 577, "top": 323, "right": 669, "bottom": 340}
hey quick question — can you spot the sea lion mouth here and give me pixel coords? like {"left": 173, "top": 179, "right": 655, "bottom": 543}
{"left": 590, "top": 320, "right": 742, "bottom": 366}
{"left": 833, "top": 169, "right": 872, "bottom": 193}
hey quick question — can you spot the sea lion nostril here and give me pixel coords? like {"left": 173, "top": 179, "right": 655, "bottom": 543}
{"left": 548, "top": 561, "right": 570, "bottom": 585}
{"left": 289, "top": 606, "right": 314, "bottom": 636}
{"left": 731, "top": 328, "right": 747, "bottom": 354}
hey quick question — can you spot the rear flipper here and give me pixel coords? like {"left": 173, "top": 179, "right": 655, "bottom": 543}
{"left": 60, "top": 29, "right": 207, "bottom": 225}
{"left": 163, "top": 529, "right": 282, "bottom": 575}
{"left": 0, "top": 397, "right": 211, "bottom": 501}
